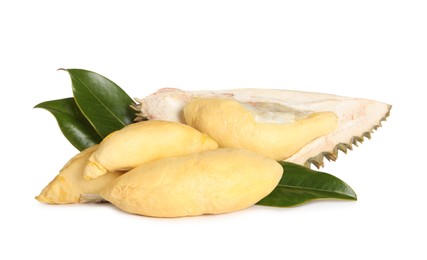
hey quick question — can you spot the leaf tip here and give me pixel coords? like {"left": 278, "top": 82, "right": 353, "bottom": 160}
{"left": 34, "top": 102, "right": 44, "bottom": 109}
{"left": 57, "top": 68, "right": 67, "bottom": 72}
{"left": 347, "top": 189, "right": 358, "bottom": 201}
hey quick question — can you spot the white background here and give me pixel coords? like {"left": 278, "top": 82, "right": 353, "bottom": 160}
{"left": 1, "top": 1, "right": 426, "bottom": 259}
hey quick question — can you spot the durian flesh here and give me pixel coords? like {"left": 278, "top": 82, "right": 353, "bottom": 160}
{"left": 101, "top": 148, "right": 283, "bottom": 217}
{"left": 183, "top": 98, "right": 338, "bottom": 161}
{"left": 84, "top": 120, "right": 218, "bottom": 180}
{"left": 136, "top": 88, "right": 391, "bottom": 167}
{"left": 36, "top": 145, "right": 121, "bottom": 204}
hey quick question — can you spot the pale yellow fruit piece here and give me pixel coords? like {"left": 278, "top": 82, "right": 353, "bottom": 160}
{"left": 183, "top": 98, "right": 338, "bottom": 161}
{"left": 84, "top": 120, "right": 218, "bottom": 180}
{"left": 36, "top": 145, "right": 121, "bottom": 204}
{"left": 101, "top": 148, "right": 283, "bottom": 218}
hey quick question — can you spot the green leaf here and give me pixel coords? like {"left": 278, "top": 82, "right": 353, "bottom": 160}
{"left": 257, "top": 162, "right": 357, "bottom": 207}
{"left": 62, "top": 68, "right": 135, "bottom": 138}
{"left": 34, "top": 98, "right": 102, "bottom": 151}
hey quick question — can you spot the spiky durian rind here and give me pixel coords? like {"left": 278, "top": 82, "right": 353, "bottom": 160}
{"left": 132, "top": 98, "right": 148, "bottom": 121}
{"left": 133, "top": 96, "right": 391, "bottom": 168}
{"left": 304, "top": 107, "right": 391, "bottom": 168}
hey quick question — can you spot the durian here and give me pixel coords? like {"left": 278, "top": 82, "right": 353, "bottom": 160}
{"left": 84, "top": 120, "right": 218, "bottom": 180}
{"left": 36, "top": 145, "right": 121, "bottom": 204}
{"left": 101, "top": 148, "right": 282, "bottom": 217}
{"left": 183, "top": 98, "right": 338, "bottom": 161}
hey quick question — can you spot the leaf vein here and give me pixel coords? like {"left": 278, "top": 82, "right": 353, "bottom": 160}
{"left": 275, "top": 184, "right": 355, "bottom": 198}
{"left": 41, "top": 106, "right": 94, "bottom": 127}
{"left": 72, "top": 75, "right": 127, "bottom": 126}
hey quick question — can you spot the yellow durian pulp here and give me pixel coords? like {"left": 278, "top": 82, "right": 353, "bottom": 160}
{"left": 184, "top": 98, "right": 338, "bottom": 160}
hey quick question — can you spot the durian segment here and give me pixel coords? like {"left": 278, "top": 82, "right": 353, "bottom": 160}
{"left": 36, "top": 145, "right": 121, "bottom": 204}
{"left": 100, "top": 148, "right": 283, "bottom": 218}
{"left": 135, "top": 88, "right": 391, "bottom": 167}
{"left": 84, "top": 120, "right": 218, "bottom": 180}
{"left": 183, "top": 98, "right": 338, "bottom": 161}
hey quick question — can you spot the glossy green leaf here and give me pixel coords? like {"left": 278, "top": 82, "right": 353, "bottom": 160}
{"left": 63, "top": 68, "right": 135, "bottom": 138}
{"left": 257, "top": 162, "right": 357, "bottom": 207}
{"left": 34, "top": 98, "right": 102, "bottom": 151}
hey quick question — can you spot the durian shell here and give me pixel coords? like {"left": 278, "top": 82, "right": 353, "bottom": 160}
{"left": 134, "top": 88, "right": 391, "bottom": 168}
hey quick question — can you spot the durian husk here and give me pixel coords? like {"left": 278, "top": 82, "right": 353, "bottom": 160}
{"left": 132, "top": 88, "right": 391, "bottom": 168}
{"left": 304, "top": 107, "right": 390, "bottom": 168}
